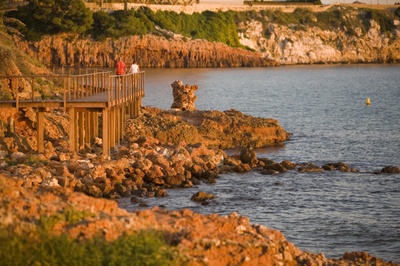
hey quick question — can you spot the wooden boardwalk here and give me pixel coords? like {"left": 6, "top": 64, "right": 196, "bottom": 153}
{"left": 0, "top": 70, "right": 145, "bottom": 155}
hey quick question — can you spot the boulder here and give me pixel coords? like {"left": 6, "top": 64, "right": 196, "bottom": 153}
{"left": 381, "top": 165, "right": 400, "bottom": 174}
{"left": 191, "top": 191, "right": 217, "bottom": 202}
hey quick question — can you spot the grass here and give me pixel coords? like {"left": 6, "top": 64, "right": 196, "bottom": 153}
{"left": 0, "top": 228, "right": 184, "bottom": 266}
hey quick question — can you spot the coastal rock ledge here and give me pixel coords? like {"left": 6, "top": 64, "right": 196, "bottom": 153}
{"left": 126, "top": 107, "right": 289, "bottom": 149}
{"left": 0, "top": 173, "right": 397, "bottom": 266}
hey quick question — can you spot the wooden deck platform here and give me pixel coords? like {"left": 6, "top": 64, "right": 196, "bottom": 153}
{"left": 0, "top": 70, "right": 145, "bottom": 155}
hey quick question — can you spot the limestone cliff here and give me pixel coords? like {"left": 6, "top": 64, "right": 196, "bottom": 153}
{"left": 10, "top": 6, "right": 400, "bottom": 67}
{"left": 238, "top": 13, "right": 400, "bottom": 64}
{"left": 13, "top": 34, "right": 278, "bottom": 68}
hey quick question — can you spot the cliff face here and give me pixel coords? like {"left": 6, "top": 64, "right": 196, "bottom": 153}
{"left": 13, "top": 34, "right": 278, "bottom": 68}
{"left": 9, "top": 7, "right": 400, "bottom": 67}
{"left": 239, "top": 18, "right": 400, "bottom": 64}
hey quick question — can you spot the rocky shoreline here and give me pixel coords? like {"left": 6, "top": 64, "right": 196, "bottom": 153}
{"left": 1, "top": 102, "right": 400, "bottom": 265}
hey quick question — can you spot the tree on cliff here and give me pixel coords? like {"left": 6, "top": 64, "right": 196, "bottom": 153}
{"left": 12, "top": 0, "right": 93, "bottom": 40}
{"left": 91, "top": 8, "right": 153, "bottom": 40}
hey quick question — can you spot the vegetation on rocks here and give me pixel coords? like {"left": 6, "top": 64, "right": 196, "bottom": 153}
{"left": 9, "top": 0, "right": 93, "bottom": 41}
{"left": 0, "top": 229, "right": 180, "bottom": 266}
{"left": 5, "top": 1, "right": 400, "bottom": 45}
{"left": 236, "top": 6, "right": 399, "bottom": 36}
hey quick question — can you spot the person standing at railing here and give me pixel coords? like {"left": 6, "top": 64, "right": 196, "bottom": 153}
{"left": 128, "top": 60, "right": 140, "bottom": 91}
{"left": 115, "top": 57, "right": 126, "bottom": 75}
{"left": 128, "top": 60, "right": 140, "bottom": 74}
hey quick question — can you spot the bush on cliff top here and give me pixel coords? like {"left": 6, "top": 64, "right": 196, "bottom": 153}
{"left": 90, "top": 7, "right": 242, "bottom": 47}
{"left": 235, "top": 6, "right": 397, "bottom": 37}
{"left": 5, "top": 2, "right": 399, "bottom": 45}
{"left": 9, "top": 0, "right": 93, "bottom": 41}
{"left": 0, "top": 229, "right": 183, "bottom": 266}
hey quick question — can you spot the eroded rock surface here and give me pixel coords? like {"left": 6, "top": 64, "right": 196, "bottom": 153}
{"left": 171, "top": 80, "right": 198, "bottom": 111}
{"left": 1, "top": 173, "right": 397, "bottom": 266}
{"left": 126, "top": 107, "right": 289, "bottom": 149}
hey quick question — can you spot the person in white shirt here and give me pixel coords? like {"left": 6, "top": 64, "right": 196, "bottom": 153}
{"left": 128, "top": 61, "right": 140, "bottom": 74}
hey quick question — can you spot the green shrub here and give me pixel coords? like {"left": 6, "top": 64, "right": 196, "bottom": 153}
{"left": 90, "top": 8, "right": 242, "bottom": 47}
{"left": 10, "top": 0, "right": 93, "bottom": 41}
{"left": 0, "top": 229, "right": 183, "bottom": 266}
{"left": 363, "top": 8, "right": 395, "bottom": 34}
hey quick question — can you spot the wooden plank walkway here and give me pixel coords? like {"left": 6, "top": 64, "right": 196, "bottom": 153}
{"left": 0, "top": 70, "right": 145, "bottom": 155}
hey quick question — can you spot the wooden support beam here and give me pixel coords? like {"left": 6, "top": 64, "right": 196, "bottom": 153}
{"left": 36, "top": 107, "right": 45, "bottom": 153}
{"left": 116, "top": 106, "right": 121, "bottom": 145}
{"left": 102, "top": 108, "right": 110, "bottom": 156}
{"left": 110, "top": 107, "right": 115, "bottom": 149}
{"left": 122, "top": 105, "right": 127, "bottom": 138}
{"left": 69, "top": 107, "right": 76, "bottom": 152}
{"left": 79, "top": 111, "right": 85, "bottom": 150}
{"left": 138, "top": 98, "right": 141, "bottom": 116}
{"left": 91, "top": 112, "right": 98, "bottom": 139}
{"left": 85, "top": 110, "right": 91, "bottom": 147}
{"left": 129, "top": 101, "right": 134, "bottom": 118}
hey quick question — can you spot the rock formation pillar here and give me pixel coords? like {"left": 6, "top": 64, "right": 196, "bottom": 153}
{"left": 171, "top": 80, "right": 198, "bottom": 111}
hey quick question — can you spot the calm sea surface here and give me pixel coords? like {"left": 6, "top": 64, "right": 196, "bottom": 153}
{"left": 119, "top": 65, "right": 400, "bottom": 263}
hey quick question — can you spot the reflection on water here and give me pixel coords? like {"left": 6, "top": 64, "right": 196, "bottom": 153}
{"left": 120, "top": 65, "right": 400, "bottom": 263}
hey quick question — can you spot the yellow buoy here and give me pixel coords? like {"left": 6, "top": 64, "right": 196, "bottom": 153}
{"left": 366, "top": 98, "right": 371, "bottom": 105}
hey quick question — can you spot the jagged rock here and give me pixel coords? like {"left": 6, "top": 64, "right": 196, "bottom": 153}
{"left": 322, "top": 162, "right": 359, "bottom": 172}
{"left": 85, "top": 184, "right": 103, "bottom": 198}
{"left": 171, "top": 80, "right": 198, "bottom": 111}
{"left": 41, "top": 177, "right": 59, "bottom": 187}
{"left": 10, "top": 151, "right": 27, "bottom": 162}
{"left": 263, "top": 162, "right": 287, "bottom": 173}
{"left": 381, "top": 165, "right": 400, "bottom": 174}
{"left": 191, "top": 191, "right": 217, "bottom": 202}
{"left": 239, "top": 148, "right": 258, "bottom": 167}
{"left": 233, "top": 163, "right": 252, "bottom": 173}
{"left": 155, "top": 188, "right": 168, "bottom": 197}
{"left": 260, "top": 169, "right": 280, "bottom": 175}
{"left": 281, "top": 160, "right": 298, "bottom": 170}
{"left": 298, "top": 164, "right": 324, "bottom": 173}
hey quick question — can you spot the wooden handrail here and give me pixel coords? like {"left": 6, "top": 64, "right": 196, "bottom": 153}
{"left": 108, "top": 71, "right": 145, "bottom": 107}
{"left": 0, "top": 70, "right": 144, "bottom": 109}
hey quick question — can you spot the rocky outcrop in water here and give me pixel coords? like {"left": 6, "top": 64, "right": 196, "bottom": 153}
{"left": 125, "top": 107, "right": 289, "bottom": 149}
{"left": 171, "top": 80, "right": 198, "bottom": 111}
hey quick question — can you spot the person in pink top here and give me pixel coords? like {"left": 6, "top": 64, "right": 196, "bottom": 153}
{"left": 115, "top": 58, "right": 126, "bottom": 75}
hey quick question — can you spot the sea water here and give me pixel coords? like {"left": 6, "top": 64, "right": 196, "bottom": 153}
{"left": 119, "top": 64, "right": 400, "bottom": 263}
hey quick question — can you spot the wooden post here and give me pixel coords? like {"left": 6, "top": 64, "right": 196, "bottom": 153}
{"left": 116, "top": 106, "right": 121, "bottom": 144}
{"left": 36, "top": 108, "right": 45, "bottom": 153}
{"left": 138, "top": 97, "right": 141, "bottom": 115}
{"left": 91, "top": 112, "right": 98, "bottom": 139}
{"left": 85, "top": 110, "right": 91, "bottom": 147}
{"left": 69, "top": 107, "right": 76, "bottom": 152}
{"left": 79, "top": 111, "right": 84, "bottom": 150}
{"left": 122, "top": 105, "right": 127, "bottom": 138}
{"left": 102, "top": 108, "right": 109, "bottom": 156}
{"left": 110, "top": 107, "right": 115, "bottom": 149}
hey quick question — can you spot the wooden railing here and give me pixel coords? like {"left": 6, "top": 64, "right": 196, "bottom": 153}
{"left": 0, "top": 70, "right": 145, "bottom": 109}
{"left": 108, "top": 72, "right": 145, "bottom": 107}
